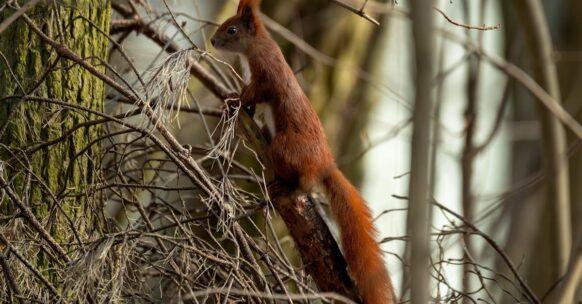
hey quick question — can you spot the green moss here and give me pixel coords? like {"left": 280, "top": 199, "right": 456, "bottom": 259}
{"left": 0, "top": 0, "right": 111, "bottom": 295}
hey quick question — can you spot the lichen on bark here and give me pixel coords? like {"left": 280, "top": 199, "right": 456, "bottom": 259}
{"left": 0, "top": 0, "right": 111, "bottom": 298}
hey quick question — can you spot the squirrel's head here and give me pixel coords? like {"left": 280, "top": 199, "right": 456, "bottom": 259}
{"left": 211, "top": 0, "right": 262, "bottom": 54}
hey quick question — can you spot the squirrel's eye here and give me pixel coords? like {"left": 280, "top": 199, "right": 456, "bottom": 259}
{"left": 227, "top": 26, "right": 238, "bottom": 35}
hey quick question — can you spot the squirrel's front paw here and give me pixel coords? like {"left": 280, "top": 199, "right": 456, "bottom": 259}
{"left": 221, "top": 93, "right": 241, "bottom": 116}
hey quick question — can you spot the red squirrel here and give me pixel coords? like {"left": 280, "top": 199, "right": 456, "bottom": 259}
{"left": 211, "top": 1, "right": 395, "bottom": 303}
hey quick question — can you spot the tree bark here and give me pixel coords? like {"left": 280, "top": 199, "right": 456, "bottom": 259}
{"left": 0, "top": 0, "right": 110, "bottom": 299}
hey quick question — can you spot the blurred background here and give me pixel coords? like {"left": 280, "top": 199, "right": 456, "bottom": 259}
{"left": 108, "top": 0, "right": 578, "bottom": 301}
{"left": 1, "top": 0, "right": 580, "bottom": 302}
{"left": 100, "top": 0, "right": 582, "bottom": 301}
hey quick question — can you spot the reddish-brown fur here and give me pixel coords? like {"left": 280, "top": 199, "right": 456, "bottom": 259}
{"left": 212, "top": 1, "right": 395, "bottom": 303}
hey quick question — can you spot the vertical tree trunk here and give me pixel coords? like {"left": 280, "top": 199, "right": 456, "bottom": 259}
{"left": 559, "top": 0, "right": 582, "bottom": 261}
{"left": 514, "top": 0, "right": 572, "bottom": 295}
{"left": 0, "top": 0, "right": 110, "bottom": 300}
{"left": 556, "top": 0, "right": 582, "bottom": 301}
{"left": 407, "top": 0, "right": 434, "bottom": 303}
{"left": 460, "top": 2, "right": 485, "bottom": 300}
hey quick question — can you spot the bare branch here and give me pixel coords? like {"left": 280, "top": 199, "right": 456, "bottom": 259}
{"left": 434, "top": 7, "right": 501, "bottom": 31}
{"left": 329, "top": 0, "right": 381, "bottom": 26}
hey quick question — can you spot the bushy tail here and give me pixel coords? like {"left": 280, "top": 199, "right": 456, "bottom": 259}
{"left": 323, "top": 168, "right": 396, "bottom": 304}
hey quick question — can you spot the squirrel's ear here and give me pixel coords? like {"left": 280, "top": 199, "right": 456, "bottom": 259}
{"left": 237, "top": 0, "right": 261, "bottom": 14}
{"left": 239, "top": 5, "right": 256, "bottom": 31}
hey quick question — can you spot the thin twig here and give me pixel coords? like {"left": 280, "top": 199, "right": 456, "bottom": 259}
{"left": 0, "top": 170, "right": 71, "bottom": 263}
{"left": 0, "top": 252, "right": 22, "bottom": 299}
{"left": 430, "top": 199, "right": 541, "bottom": 304}
{"left": 329, "top": 0, "right": 380, "bottom": 26}
{"left": 0, "top": 0, "right": 42, "bottom": 34}
{"left": 434, "top": 7, "right": 500, "bottom": 31}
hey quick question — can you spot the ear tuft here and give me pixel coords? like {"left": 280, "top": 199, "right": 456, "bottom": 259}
{"left": 239, "top": 5, "right": 256, "bottom": 31}
{"left": 237, "top": 0, "right": 262, "bottom": 32}
{"left": 237, "top": 0, "right": 261, "bottom": 14}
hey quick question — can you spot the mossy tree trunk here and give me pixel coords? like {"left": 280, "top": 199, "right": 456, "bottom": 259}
{"left": 0, "top": 1, "right": 110, "bottom": 300}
